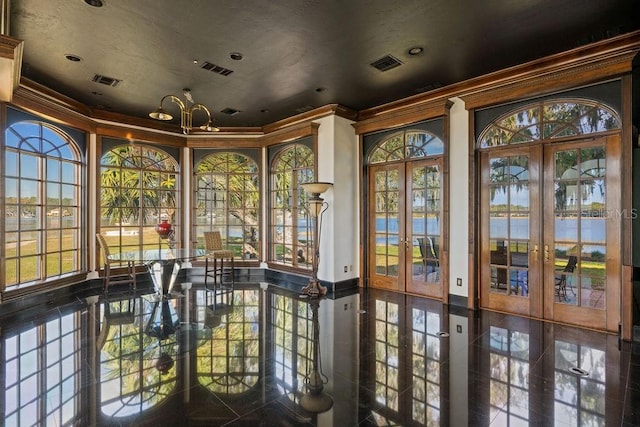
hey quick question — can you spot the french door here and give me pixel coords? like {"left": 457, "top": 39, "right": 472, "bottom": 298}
{"left": 480, "top": 135, "right": 620, "bottom": 331}
{"left": 368, "top": 159, "right": 443, "bottom": 299}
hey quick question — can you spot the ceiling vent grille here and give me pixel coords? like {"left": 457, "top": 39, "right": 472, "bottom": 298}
{"left": 201, "top": 62, "right": 234, "bottom": 76}
{"left": 220, "top": 107, "right": 240, "bottom": 115}
{"left": 92, "top": 74, "right": 121, "bottom": 87}
{"left": 370, "top": 55, "right": 402, "bottom": 72}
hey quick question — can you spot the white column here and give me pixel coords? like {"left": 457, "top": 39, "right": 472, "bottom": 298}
{"left": 448, "top": 97, "right": 470, "bottom": 297}
{"left": 313, "top": 115, "right": 359, "bottom": 283}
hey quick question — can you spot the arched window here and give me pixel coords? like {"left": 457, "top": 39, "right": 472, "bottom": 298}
{"left": 4, "top": 121, "right": 84, "bottom": 288}
{"left": 270, "top": 144, "right": 314, "bottom": 269}
{"left": 99, "top": 145, "right": 179, "bottom": 255}
{"left": 194, "top": 152, "right": 260, "bottom": 260}
{"left": 478, "top": 99, "right": 621, "bottom": 148}
{"left": 369, "top": 130, "right": 444, "bottom": 164}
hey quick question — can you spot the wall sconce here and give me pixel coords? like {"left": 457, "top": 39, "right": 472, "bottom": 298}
{"left": 300, "top": 182, "right": 333, "bottom": 297}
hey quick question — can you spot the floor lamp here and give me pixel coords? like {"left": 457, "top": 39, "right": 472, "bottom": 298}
{"left": 300, "top": 182, "right": 333, "bottom": 297}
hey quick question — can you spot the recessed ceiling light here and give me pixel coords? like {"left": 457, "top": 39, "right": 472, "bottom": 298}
{"left": 408, "top": 46, "right": 424, "bottom": 55}
{"left": 84, "top": 0, "right": 105, "bottom": 7}
{"left": 230, "top": 52, "right": 243, "bottom": 61}
{"left": 65, "top": 54, "right": 82, "bottom": 62}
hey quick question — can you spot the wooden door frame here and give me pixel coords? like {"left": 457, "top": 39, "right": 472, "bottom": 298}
{"left": 367, "top": 162, "right": 406, "bottom": 292}
{"left": 478, "top": 134, "right": 621, "bottom": 333}
{"left": 478, "top": 145, "right": 541, "bottom": 318}
{"left": 367, "top": 159, "right": 446, "bottom": 299}
{"left": 405, "top": 157, "right": 445, "bottom": 299}
{"left": 542, "top": 135, "right": 621, "bottom": 333}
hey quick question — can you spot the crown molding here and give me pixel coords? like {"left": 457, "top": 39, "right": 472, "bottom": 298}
{"left": 0, "top": 34, "right": 23, "bottom": 102}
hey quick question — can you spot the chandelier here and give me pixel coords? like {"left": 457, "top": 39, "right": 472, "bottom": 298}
{"left": 149, "top": 88, "right": 219, "bottom": 134}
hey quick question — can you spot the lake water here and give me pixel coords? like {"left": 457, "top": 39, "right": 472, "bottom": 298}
{"left": 375, "top": 217, "right": 606, "bottom": 248}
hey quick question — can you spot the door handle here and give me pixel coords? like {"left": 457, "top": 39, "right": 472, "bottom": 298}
{"left": 530, "top": 244, "right": 538, "bottom": 259}
{"left": 544, "top": 245, "right": 549, "bottom": 262}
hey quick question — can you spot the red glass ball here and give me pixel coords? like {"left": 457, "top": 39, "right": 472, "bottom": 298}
{"left": 156, "top": 219, "right": 172, "bottom": 237}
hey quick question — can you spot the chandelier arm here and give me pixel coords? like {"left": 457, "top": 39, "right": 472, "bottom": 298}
{"left": 165, "top": 95, "right": 186, "bottom": 110}
{"left": 189, "top": 103, "right": 213, "bottom": 122}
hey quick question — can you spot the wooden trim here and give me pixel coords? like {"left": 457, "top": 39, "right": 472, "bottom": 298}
{"left": 262, "top": 104, "right": 357, "bottom": 134}
{"left": 261, "top": 121, "right": 320, "bottom": 147}
{"left": 354, "top": 98, "right": 451, "bottom": 135}
{"left": 13, "top": 84, "right": 95, "bottom": 131}
{"left": 622, "top": 264, "right": 633, "bottom": 341}
{"left": 358, "top": 133, "right": 365, "bottom": 288}
{"left": 0, "top": 34, "right": 24, "bottom": 102}
{"left": 620, "top": 75, "right": 633, "bottom": 340}
{"left": 441, "top": 105, "right": 451, "bottom": 305}
{"left": 459, "top": 46, "right": 638, "bottom": 110}
{"left": 187, "top": 136, "right": 262, "bottom": 149}
{"left": 0, "top": 104, "right": 5, "bottom": 297}
{"left": 95, "top": 123, "right": 185, "bottom": 147}
{"left": 468, "top": 108, "right": 477, "bottom": 310}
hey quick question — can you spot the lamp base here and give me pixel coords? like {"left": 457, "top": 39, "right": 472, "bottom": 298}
{"left": 300, "top": 391, "right": 333, "bottom": 413}
{"left": 301, "top": 278, "right": 327, "bottom": 298}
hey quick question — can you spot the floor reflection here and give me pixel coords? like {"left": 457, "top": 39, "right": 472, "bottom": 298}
{"left": 0, "top": 285, "right": 637, "bottom": 426}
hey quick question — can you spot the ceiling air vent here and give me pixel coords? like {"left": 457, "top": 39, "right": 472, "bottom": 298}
{"left": 220, "top": 107, "right": 240, "bottom": 116}
{"left": 92, "top": 74, "right": 121, "bottom": 87}
{"left": 201, "top": 61, "right": 234, "bottom": 76}
{"left": 370, "top": 55, "right": 402, "bottom": 72}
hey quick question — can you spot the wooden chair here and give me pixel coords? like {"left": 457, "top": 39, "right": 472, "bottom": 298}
{"left": 555, "top": 256, "right": 577, "bottom": 301}
{"left": 96, "top": 233, "right": 137, "bottom": 292}
{"left": 417, "top": 236, "right": 440, "bottom": 281}
{"left": 203, "top": 231, "right": 235, "bottom": 288}
{"left": 97, "top": 298, "right": 136, "bottom": 349}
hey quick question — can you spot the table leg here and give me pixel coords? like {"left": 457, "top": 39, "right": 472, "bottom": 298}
{"left": 149, "top": 260, "right": 182, "bottom": 296}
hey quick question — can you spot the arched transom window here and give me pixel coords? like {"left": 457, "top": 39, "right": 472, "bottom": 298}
{"left": 99, "top": 145, "right": 179, "bottom": 256}
{"left": 270, "top": 144, "right": 314, "bottom": 269}
{"left": 4, "top": 121, "right": 84, "bottom": 288}
{"left": 369, "top": 130, "right": 444, "bottom": 164}
{"left": 194, "top": 152, "right": 260, "bottom": 260}
{"left": 478, "top": 99, "right": 621, "bottom": 148}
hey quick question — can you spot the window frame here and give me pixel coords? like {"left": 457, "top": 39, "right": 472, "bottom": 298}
{"left": 98, "top": 144, "right": 180, "bottom": 260}
{"left": 3, "top": 120, "right": 85, "bottom": 292}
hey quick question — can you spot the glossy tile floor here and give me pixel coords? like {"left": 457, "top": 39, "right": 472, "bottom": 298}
{"left": 1, "top": 282, "right": 639, "bottom": 426}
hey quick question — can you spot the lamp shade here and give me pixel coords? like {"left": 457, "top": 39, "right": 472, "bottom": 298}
{"left": 301, "top": 182, "right": 332, "bottom": 195}
{"left": 149, "top": 107, "right": 173, "bottom": 121}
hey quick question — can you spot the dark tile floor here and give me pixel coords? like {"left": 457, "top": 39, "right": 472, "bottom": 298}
{"left": 1, "top": 282, "right": 639, "bottom": 426}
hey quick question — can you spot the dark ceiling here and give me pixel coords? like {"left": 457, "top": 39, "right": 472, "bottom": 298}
{"left": 9, "top": 0, "right": 640, "bottom": 129}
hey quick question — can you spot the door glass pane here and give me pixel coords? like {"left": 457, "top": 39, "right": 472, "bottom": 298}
{"left": 375, "top": 169, "right": 400, "bottom": 277}
{"left": 581, "top": 245, "right": 606, "bottom": 309}
{"left": 553, "top": 147, "right": 606, "bottom": 308}
{"left": 488, "top": 156, "right": 530, "bottom": 297}
{"left": 411, "top": 165, "right": 441, "bottom": 284}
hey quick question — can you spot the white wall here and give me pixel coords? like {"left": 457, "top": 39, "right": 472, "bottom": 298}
{"left": 314, "top": 115, "right": 359, "bottom": 283}
{"left": 448, "top": 98, "right": 470, "bottom": 297}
